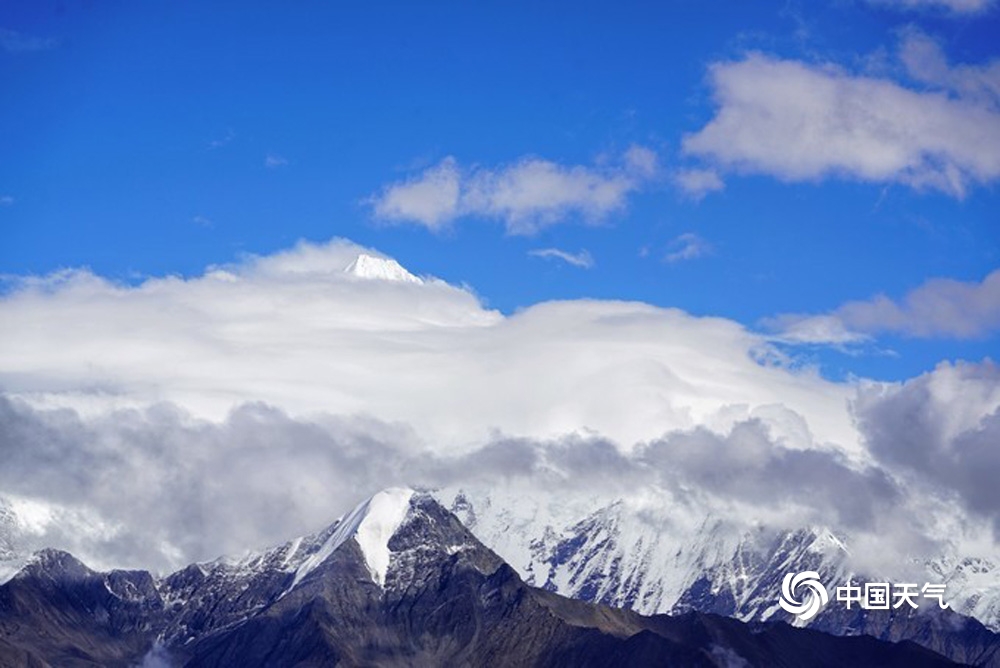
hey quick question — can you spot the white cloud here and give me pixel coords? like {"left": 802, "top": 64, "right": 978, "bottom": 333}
{"left": 371, "top": 157, "right": 462, "bottom": 231}
{"left": 768, "top": 269, "right": 1000, "bottom": 342}
{"left": 0, "top": 195, "right": 13, "bottom": 206}
{"left": 674, "top": 168, "right": 725, "bottom": 200}
{"left": 528, "top": 248, "right": 595, "bottom": 269}
{"left": 766, "top": 315, "right": 871, "bottom": 346}
{"left": 1, "top": 360, "right": 996, "bottom": 593}
{"left": 682, "top": 52, "right": 1000, "bottom": 197}
{"left": 0, "top": 396, "right": 905, "bottom": 574}
{"left": 0, "top": 240, "right": 996, "bottom": 598}
{"left": 192, "top": 215, "right": 213, "bottom": 227}
{"left": 0, "top": 238, "right": 856, "bottom": 455}
{"left": 855, "top": 360, "right": 1000, "bottom": 532}
{"left": 869, "top": 0, "right": 995, "bottom": 13}
{"left": 665, "top": 233, "right": 713, "bottom": 263}
{"left": 899, "top": 29, "right": 1000, "bottom": 107}
{"left": 264, "top": 153, "right": 289, "bottom": 168}
{"left": 370, "top": 147, "right": 658, "bottom": 234}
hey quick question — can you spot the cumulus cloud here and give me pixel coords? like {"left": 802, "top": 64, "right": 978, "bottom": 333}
{"left": 855, "top": 360, "right": 1000, "bottom": 533}
{"left": 370, "top": 146, "right": 658, "bottom": 234}
{"left": 768, "top": 269, "right": 1000, "bottom": 343}
{"left": 682, "top": 52, "right": 1000, "bottom": 197}
{"left": 528, "top": 248, "right": 594, "bottom": 269}
{"left": 371, "top": 157, "right": 461, "bottom": 231}
{"left": 665, "top": 233, "right": 713, "bottom": 264}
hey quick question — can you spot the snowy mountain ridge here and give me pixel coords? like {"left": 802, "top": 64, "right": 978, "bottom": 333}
{"left": 3, "top": 483, "right": 998, "bottom": 636}
{"left": 434, "top": 485, "right": 1000, "bottom": 633}
{"left": 1, "top": 487, "right": 998, "bottom": 667}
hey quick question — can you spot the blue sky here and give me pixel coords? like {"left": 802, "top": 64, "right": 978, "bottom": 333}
{"left": 2, "top": 0, "right": 998, "bottom": 381}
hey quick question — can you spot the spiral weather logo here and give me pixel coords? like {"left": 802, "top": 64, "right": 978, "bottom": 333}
{"left": 778, "top": 571, "right": 829, "bottom": 622}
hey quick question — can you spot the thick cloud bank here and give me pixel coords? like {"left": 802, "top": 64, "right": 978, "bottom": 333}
{"left": 0, "top": 239, "right": 995, "bottom": 582}
{"left": 856, "top": 360, "right": 1000, "bottom": 532}
{"left": 0, "top": 389, "right": 980, "bottom": 576}
{"left": 0, "top": 239, "right": 855, "bottom": 453}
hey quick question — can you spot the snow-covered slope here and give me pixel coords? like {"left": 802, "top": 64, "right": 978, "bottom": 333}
{"left": 291, "top": 487, "right": 413, "bottom": 588}
{"left": 0, "top": 498, "right": 27, "bottom": 583}
{"left": 344, "top": 253, "right": 422, "bottom": 283}
{"left": 11, "top": 489, "right": 983, "bottom": 668}
{"left": 434, "top": 485, "right": 1000, "bottom": 632}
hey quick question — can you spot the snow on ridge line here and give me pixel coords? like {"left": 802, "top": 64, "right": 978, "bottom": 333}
{"left": 290, "top": 487, "right": 415, "bottom": 590}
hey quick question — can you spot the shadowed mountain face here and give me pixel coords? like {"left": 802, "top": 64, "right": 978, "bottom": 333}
{"left": 0, "top": 491, "right": 992, "bottom": 667}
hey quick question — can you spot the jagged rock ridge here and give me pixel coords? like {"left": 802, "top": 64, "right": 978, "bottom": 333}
{"left": 0, "top": 489, "right": 991, "bottom": 667}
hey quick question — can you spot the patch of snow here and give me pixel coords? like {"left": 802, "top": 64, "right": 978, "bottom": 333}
{"left": 290, "top": 488, "right": 414, "bottom": 590}
{"left": 355, "top": 488, "right": 415, "bottom": 585}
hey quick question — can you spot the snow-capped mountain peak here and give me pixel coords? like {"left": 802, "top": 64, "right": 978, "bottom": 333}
{"left": 292, "top": 487, "right": 415, "bottom": 589}
{"left": 343, "top": 253, "right": 422, "bottom": 284}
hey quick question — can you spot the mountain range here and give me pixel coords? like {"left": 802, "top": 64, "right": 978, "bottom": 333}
{"left": 1, "top": 489, "right": 998, "bottom": 667}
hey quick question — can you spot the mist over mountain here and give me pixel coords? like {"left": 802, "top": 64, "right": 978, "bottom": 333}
{"left": 1, "top": 490, "right": 993, "bottom": 668}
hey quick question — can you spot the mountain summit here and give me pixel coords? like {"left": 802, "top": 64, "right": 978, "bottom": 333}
{"left": 343, "top": 253, "right": 422, "bottom": 283}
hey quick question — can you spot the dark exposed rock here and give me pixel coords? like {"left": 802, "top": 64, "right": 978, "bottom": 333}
{"left": 0, "top": 493, "right": 991, "bottom": 667}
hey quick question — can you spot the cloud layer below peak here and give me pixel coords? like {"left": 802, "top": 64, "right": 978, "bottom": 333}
{"left": 0, "top": 238, "right": 855, "bottom": 454}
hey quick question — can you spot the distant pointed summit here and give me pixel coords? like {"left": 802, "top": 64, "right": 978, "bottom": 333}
{"left": 343, "top": 253, "right": 422, "bottom": 284}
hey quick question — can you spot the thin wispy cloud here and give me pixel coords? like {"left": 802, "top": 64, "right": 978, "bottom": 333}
{"left": 0, "top": 196, "right": 13, "bottom": 206}
{"left": 528, "top": 248, "right": 595, "bottom": 269}
{"left": 767, "top": 269, "right": 1000, "bottom": 343}
{"left": 208, "top": 129, "right": 235, "bottom": 150}
{"left": 665, "top": 233, "right": 713, "bottom": 263}
{"left": 674, "top": 168, "right": 724, "bottom": 200}
{"left": 264, "top": 153, "right": 289, "bottom": 168}
{"left": 868, "top": 0, "right": 995, "bottom": 13}
{"left": 192, "top": 215, "right": 213, "bottom": 228}
{"left": 370, "top": 146, "right": 659, "bottom": 234}
{"left": 0, "top": 28, "right": 57, "bottom": 53}
{"left": 899, "top": 28, "right": 1000, "bottom": 107}
{"left": 683, "top": 50, "right": 1000, "bottom": 198}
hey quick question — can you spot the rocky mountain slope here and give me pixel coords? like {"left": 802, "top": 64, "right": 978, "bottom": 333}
{"left": 0, "top": 489, "right": 991, "bottom": 667}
